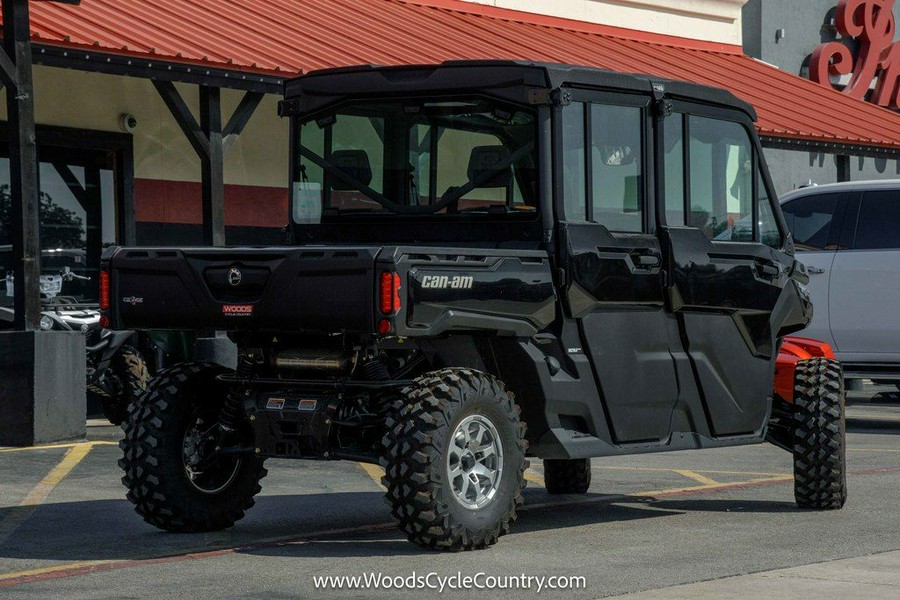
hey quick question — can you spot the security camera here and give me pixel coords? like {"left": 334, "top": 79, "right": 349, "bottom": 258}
{"left": 120, "top": 113, "right": 138, "bottom": 134}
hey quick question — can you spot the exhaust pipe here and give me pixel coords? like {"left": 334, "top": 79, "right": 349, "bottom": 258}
{"left": 275, "top": 350, "right": 353, "bottom": 372}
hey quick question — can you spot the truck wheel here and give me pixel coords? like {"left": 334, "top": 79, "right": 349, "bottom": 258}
{"left": 543, "top": 459, "right": 591, "bottom": 494}
{"left": 102, "top": 346, "right": 149, "bottom": 426}
{"left": 381, "top": 368, "right": 527, "bottom": 550}
{"left": 792, "top": 358, "right": 847, "bottom": 510}
{"left": 119, "top": 362, "right": 267, "bottom": 532}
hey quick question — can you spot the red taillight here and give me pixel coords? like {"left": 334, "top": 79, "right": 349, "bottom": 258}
{"left": 379, "top": 272, "right": 401, "bottom": 315}
{"left": 99, "top": 270, "right": 110, "bottom": 311}
{"left": 377, "top": 318, "right": 392, "bottom": 335}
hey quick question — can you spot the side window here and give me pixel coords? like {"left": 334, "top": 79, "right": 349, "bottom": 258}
{"left": 688, "top": 116, "right": 753, "bottom": 241}
{"left": 663, "top": 114, "right": 686, "bottom": 226}
{"left": 781, "top": 194, "right": 840, "bottom": 251}
{"left": 854, "top": 191, "right": 900, "bottom": 250}
{"left": 562, "top": 102, "right": 587, "bottom": 221}
{"left": 757, "top": 171, "right": 783, "bottom": 249}
{"left": 590, "top": 104, "right": 644, "bottom": 232}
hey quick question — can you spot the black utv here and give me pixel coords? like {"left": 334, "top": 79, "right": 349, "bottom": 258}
{"left": 105, "top": 61, "right": 845, "bottom": 551}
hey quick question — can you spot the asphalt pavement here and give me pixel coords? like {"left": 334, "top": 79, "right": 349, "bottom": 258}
{"left": 0, "top": 389, "right": 898, "bottom": 599}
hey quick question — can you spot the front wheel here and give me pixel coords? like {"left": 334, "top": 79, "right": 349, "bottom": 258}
{"left": 102, "top": 345, "right": 149, "bottom": 426}
{"left": 380, "top": 368, "right": 527, "bottom": 550}
{"left": 792, "top": 358, "right": 847, "bottom": 510}
{"left": 119, "top": 362, "right": 267, "bottom": 532}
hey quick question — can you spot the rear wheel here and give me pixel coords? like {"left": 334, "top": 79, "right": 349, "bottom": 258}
{"left": 792, "top": 358, "right": 847, "bottom": 510}
{"left": 381, "top": 368, "right": 527, "bottom": 550}
{"left": 543, "top": 458, "right": 591, "bottom": 494}
{"left": 119, "top": 362, "right": 266, "bottom": 532}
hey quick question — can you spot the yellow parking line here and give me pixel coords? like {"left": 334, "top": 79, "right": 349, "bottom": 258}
{"left": 0, "top": 443, "right": 94, "bottom": 544}
{"left": 356, "top": 462, "right": 385, "bottom": 490}
{"left": 635, "top": 475, "right": 792, "bottom": 498}
{"left": 0, "top": 441, "right": 117, "bottom": 454}
{"left": 671, "top": 469, "right": 720, "bottom": 486}
{"left": 592, "top": 465, "right": 786, "bottom": 477}
{"left": 0, "top": 560, "right": 119, "bottom": 583}
{"left": 524, "top": 468, "right": 545, "bottom": 487}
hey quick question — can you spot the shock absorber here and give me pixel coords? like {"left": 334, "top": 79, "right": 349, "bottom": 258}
{"left": 219, "top": 355, "right": 254, "bottom": 434}
{"left": 360, "top": 356, "right": 392, "bottom": 415}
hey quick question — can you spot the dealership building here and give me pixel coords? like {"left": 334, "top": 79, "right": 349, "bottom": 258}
{"left": 3, "top": 0, "right": 900, "bottom": 443}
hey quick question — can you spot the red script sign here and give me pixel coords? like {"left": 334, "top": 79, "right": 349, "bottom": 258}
{"left": 810, "top": 0, "right": 900, "bottom": 108}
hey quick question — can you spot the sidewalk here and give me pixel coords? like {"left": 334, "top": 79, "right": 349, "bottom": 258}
{"left": 609, "top": 550, "right": 900, "bottom": 599}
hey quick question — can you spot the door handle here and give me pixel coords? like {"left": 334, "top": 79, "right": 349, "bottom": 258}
{"left": 637, "top": 254, "right": 660, "bottom": 267}
{"left": 753, "top": 259, "right": 780, "bottom": 279}
{"left": 629, "top": 249, "right": 661, "bottom": 268}
{"left": 807, "top": 267, "right": 826, "bottom": 274}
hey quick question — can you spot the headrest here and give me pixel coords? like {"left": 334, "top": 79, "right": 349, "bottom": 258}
{"left": 330, "top": 150, "right": 372, "bottom": 190}
{"left": 467, "top": 145, "right": 512, "bottom": 188}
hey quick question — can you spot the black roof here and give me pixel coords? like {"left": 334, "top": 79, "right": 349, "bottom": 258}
{"left": 283, "top": 59, "right": 755, "bottom": 120}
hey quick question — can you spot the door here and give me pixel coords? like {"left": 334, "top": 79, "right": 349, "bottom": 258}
{"left": 660, "top": 109, "right": 793, "bottom": 437}
{"left": 780, "top": 191, "right": 854, "bottom": 349}
{"left": 830, "top": 189, "right": 900, "bottom": 355}
{"left": 559, "top": 93, "right": 680, "bottom": 444}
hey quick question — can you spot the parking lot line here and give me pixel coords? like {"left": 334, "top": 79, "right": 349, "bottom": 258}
{"left": 0, "top": 441, "right": 117, "bottom": 454}
{"left": 524, "top": 468, "right": 545, "bottom": 487}
{"left": 592, "top": 465, "right": 788, "bottom": 478}
{"left": 356, "top": 462, "right": 386, "bottom": 490}
{"left": 635, "top": 474, "right": 793, "bottom": 498}
{"left": 670, "top": 469, "right": 720, "bottom": 486}
{"left": 0, "top": 443, "right": 94, "bottom": 545}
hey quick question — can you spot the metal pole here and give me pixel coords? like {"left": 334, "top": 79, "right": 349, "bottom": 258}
{"left": 199, "top": 86, "right": 225, "bottom": 246}
{"left": 3, "top": 0, "right": 41, "bottom": 331}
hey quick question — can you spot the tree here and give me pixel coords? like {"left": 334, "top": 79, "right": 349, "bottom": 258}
{"left": 0, "top": 184, "right": 84, "bottom": 249}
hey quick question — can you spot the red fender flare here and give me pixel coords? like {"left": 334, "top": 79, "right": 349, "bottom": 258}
{"left": 774, "top": 336, "right": 836, "bottom": 403}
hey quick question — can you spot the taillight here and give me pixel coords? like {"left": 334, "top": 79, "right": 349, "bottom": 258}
{"left": 379, "top": 272, "right": 401, "bottom": 315}
{"left": 99, "top": 270, "right": 110, "bottom": 311}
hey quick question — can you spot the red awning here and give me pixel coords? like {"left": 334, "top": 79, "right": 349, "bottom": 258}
{"left": 9, "top": 0, "right": 900, "bottom": 152}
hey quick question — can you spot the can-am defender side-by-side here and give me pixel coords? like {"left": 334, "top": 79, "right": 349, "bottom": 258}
{"left": 104, "top": 61, "right": 846, "bottom": 551}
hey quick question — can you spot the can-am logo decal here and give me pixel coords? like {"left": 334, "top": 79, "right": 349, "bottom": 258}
{"left": 420, "top": 275, "right": 474, "bottom": 290}
{"left": 222, "top": 304, "right": 253, "bottom": 316}
{"left": 122, "top": 296, "right": 143, "bottom": 306}
{"left": 227, "top": 267, "right": 243, "bottom": 287}
{"left": 810, "top": 0, "right": 900, "bottom": 108}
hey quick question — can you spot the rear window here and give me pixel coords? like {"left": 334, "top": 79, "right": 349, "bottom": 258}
{"left": 781, "top": 193, "right": 842, "bottom": 251}
{"left": 854, "top": 191, "right": 900, "bottom": 250}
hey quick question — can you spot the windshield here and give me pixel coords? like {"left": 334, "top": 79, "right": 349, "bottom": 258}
{"left": 292, "top": 98, "right": 538, "bottom": 223}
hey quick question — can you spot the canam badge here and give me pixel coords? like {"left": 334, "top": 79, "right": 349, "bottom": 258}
{"left": 227, "top": 267, "right": 243, "bottom": 287}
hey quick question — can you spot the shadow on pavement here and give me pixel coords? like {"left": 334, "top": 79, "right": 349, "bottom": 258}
{"left": 0, "top": 486, "right": 809, "bottom": 563}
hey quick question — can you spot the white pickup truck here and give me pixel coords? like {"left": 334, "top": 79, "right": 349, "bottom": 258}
{"left": 781, "top": 181, "right": 900, "bottom": 389}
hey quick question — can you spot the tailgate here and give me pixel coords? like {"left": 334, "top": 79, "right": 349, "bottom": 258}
{"left": 106, "top": 246, "right": 378, "bottom": 333}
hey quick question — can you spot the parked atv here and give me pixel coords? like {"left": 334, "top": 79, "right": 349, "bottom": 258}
{"left": 103, "top": 61, "right": 845, "bottom": 551}
{"left": 2, "top": 264, "right": 149, "bottom": 425}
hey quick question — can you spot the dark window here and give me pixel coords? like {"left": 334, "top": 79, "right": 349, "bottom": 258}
{"left": 854, "top": 191, "right": 900, "bottom": 250}
{"left": 590, "top": 104, "right": 643, "bottom": 232}
{"left": 757, "top": 170, "right": 783, "bottom": 249}
{"left": 562, "top": 102, "right": 587, "bottom": 221}
{"left": 781, "top": 194, "right": 840, "bottom": 251}
{"left": 690, "top": 116, "right": 753, "bottom": 242}
{"left": 663, "top": 114, "right": 685, "bottom": 226}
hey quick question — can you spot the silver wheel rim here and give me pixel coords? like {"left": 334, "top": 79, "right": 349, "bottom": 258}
{"left": 447, "top": 414, "right": 504, "bottom": 510}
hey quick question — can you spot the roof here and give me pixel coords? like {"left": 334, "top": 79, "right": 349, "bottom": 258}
{"left": 780, "top": 179, "right": 900, "bottom": 203}
{"left": 287, "top": 61, "right": 757, "bottom": 118}
{"left": 8, "top": 0, "right": 900, "bottom": 153}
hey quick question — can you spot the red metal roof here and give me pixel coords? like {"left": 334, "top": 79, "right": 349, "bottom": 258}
{"left": 9, "top": 0, "right": 900, "bottom": 151}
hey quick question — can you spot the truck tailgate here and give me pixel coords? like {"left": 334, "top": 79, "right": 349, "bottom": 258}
{"left": 106, "top": 247, "right": 378, "bottom": 333}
